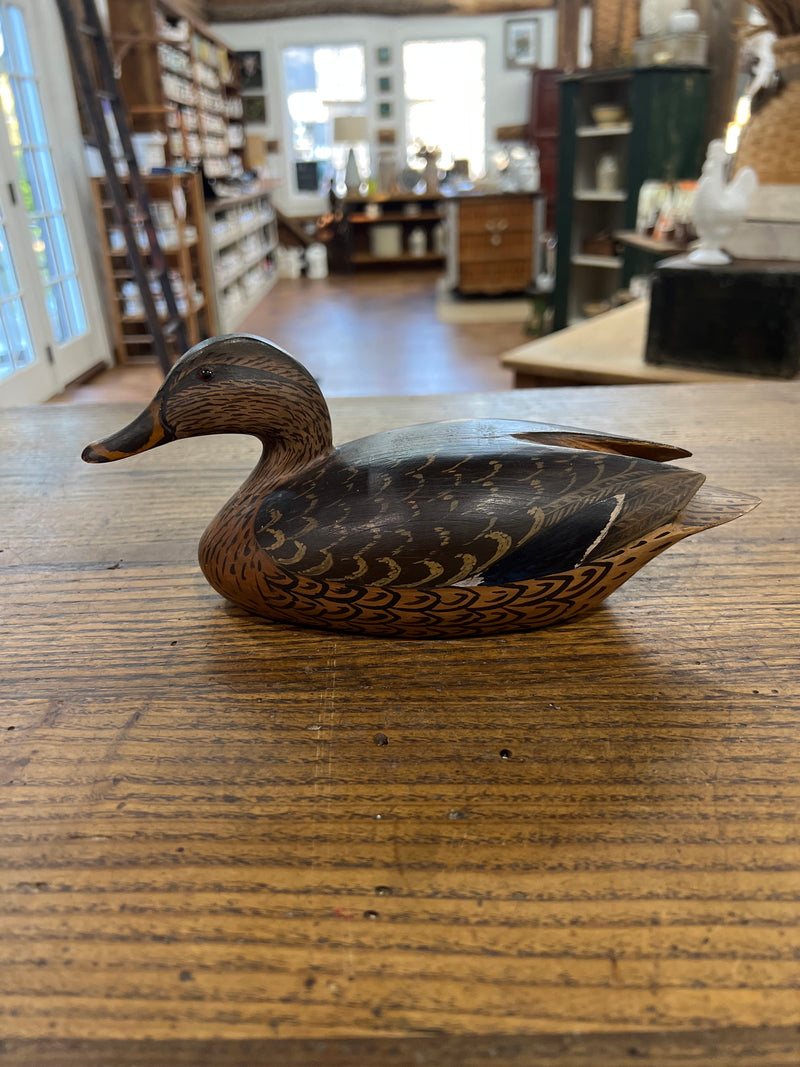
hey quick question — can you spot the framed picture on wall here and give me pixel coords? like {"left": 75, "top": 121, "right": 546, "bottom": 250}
{"left": 236, "top": 50, "right": 264, "bottom": 91}
{"left": 378, "top": 101, "right": 392, "bottom": 119}
{"left": 378, "top": 75, "right": 392, "bottom": 93}
{"left": 295, "top": 161, "right": 320, "bottom": 191}
{"left": 505, "top": 19, "right": 539, "bottom": 68}
{"left": 243, "top": 94, "right": 267, "bottom": 124}
{"left": 376, "top": 46, "right": 391, "bottom": 65}
{"left": 377, "top": 128, "right": 396, "bottom": 145}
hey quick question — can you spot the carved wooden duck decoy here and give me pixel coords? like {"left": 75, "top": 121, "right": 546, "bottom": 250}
{"left": 82, "top": 335, "right": 758, "bottom": 638}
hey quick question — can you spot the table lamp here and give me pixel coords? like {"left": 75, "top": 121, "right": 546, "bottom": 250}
{"left": 333, "top": 114, "right": 368, "bottom": 194}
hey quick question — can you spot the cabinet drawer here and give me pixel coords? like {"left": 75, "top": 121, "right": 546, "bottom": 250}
{"left": 458, "top": 197, "right": 533, "bottom": 234}
{"left": 459, "top": 228, "right": 533, "bottom": 262}
{"left": 459, "top": 259, "right": 532, "bottom": 294}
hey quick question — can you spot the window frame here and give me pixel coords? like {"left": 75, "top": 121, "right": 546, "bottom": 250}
{"left": 401, "top": 35, "right": 488, "bottom": 180}
{"left": 282, "top": 40, "right": 370, "bottom": 197}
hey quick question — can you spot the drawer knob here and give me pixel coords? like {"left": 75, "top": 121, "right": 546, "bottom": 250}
{"left": 485, "top": 219, "right": 509, "bottom": 245}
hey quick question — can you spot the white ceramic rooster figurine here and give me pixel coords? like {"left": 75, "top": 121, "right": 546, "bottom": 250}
{"left": 689, "top": 140, "right": 758, "bottom": 265}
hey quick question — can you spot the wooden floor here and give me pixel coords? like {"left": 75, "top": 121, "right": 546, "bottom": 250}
{"left": 54, "top": 272, "right": 530, "bottom": 404}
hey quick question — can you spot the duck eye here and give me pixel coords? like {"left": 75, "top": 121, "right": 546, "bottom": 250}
{"left": 198, "top": 367, "right": 214, "bottom": 382}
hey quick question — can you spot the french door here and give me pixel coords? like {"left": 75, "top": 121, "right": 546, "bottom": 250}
{"left": 0, "top": 0, "right": 107, "bottom": 405}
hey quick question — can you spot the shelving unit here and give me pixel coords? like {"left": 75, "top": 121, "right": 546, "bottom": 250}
{"left": 554, "top": 66, "right": 710, "bottom": 329}
{"left": 107, "top": 0, "right": 245, "bottom": 180}
{"left": 91, "top": 171, "right": 218, "bottom": 364}
{"left": 205, "top": 187, "right": 279, "bottom": 332}
{"left": 334, "top": 194, "right": 447, "bottom": 270}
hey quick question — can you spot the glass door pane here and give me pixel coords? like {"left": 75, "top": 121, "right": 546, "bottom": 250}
{"left": 0, "top": 206, "right": 35, "bottom": 379}
{"left": 0, "top": 184, "right": 56, "bottom": 402}
{"left": 0, "top": 3, "right": 88, "bottom": 346}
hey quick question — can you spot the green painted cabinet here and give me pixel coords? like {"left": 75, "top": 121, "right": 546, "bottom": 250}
{"left": 553, "top": 67, "right": 710, "bottom": 330}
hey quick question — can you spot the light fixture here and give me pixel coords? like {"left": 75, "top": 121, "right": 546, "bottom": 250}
{"left": 333, "top": 114, "right": 368, "bottom": 194}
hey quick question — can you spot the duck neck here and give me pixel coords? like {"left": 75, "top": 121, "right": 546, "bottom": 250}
{"left": 197, "top": 427, "right": 333, "bottom": 610}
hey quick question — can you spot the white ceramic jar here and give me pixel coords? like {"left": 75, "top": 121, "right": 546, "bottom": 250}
{"left": 596, "top": 154, "right": 620, "bottom": 193}
{"left": 640, "top": 0, "right": 688, "bottom": 37}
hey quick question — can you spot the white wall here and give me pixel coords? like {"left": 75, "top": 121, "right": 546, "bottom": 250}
{"left": 213, "top": 10, "right": 558, "bottom": 217}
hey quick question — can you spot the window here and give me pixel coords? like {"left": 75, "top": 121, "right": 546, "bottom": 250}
{"left": 403, "top": 39, "right": 486, "bottom": 178}
{"left": 283, "top": 44, "right": 369, "bottom": 194}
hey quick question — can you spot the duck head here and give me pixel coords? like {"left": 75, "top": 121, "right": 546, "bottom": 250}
{"left": 82, "top": 335, "right": 333, "bottom": 465}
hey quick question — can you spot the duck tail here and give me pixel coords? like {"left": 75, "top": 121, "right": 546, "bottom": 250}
{"left": 675, "top": 484, "right": 760, "bottom": 535}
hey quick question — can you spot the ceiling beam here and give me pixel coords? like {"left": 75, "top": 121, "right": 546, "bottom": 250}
{"left": 202, "top": 0, "right": 555, "bottom": 22}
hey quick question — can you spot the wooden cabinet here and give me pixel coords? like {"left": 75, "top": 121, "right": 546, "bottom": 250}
{"left": 205, "top": 187, "right": 279, "bottom": 333}
{"left": 333, "top": 194, "right": 447, "bottom": 270}
{"left": 91, "top": 171, "right": 218, "bottom": 364}
{"left": 528, "top": 69, "right": 562, "bottom": 232}
{"left": 107, "top": 0, "right": 244, "bottom": 180}
{"left": 445, "top": 193, "right": 544, "bottom": 295}
{"left": 554, "top": 66, "right": 710, "bottom": 330}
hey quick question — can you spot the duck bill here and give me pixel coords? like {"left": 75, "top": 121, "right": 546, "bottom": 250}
{"left": 82, "top": 400, "right": 173, "bottom": 463}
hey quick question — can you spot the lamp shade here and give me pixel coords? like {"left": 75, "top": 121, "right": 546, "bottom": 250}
{"left": 333, "top": 115, "right": 368, "bottom": 143}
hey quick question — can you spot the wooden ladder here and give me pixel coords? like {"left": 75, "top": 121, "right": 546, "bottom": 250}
{"left": 56, "top": 0, "right": 189, "bottom": 374}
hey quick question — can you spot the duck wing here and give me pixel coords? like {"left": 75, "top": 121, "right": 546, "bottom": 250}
{"left": 254, "top": 419, "right": 704, "bottom": 588}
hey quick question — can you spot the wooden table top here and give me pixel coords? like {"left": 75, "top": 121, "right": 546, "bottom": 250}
{"left": 501, "top": 301, "right": 748, "bottom": 387}
{"left": 2, "top": 382, "right": 799, "bottom": 1066}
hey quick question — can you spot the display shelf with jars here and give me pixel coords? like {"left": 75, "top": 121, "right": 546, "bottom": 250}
{"left": 205, "top": 187, "right": 279, "bottom": 332}
{"left": 107, "top": 0, "right": 245, "bottom": 180}
{"left": 332, "top": 194, "right": 448, "bottom": 270}
{"left": 90, "top": 171, "right": 218, "bottom": 365}
{"left": 554, "top": 66, "right": 710, "bottom": 329}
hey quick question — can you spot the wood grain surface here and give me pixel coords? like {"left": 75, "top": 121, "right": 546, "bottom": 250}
{"left": 2, "top": 382, "right": 799, "bottom": 1066}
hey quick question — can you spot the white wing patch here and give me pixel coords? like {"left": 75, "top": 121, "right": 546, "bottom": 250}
{"left": 579, "top": 493, "right": 625, "bottom": 564}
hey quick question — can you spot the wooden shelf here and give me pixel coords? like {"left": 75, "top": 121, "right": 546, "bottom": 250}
{"left": 122, "top": 298, "right": 206, "bottom": 324}
{"left": 110, "top": 236, "right": 198, "bottom": 256}
{"left": 349, "top": 210, "right": 445, "bottom": 224}
{"left": 331, "top": 193, "right": 448, "bottom": 273}
{"left": 220, "top": 271, "right": 278, "bottom": 333}
{"left": 342, "top": 192, "right": 444, "bottom": 205}
{"left": 90, "top": 171, "right": 218, "bottom": 365}
{"left": 350, "top": 251, "right": 445, "bottom": 265}
{"left": 212, "top": 214, "right": 276, "bottom": 249}
{"left": 206, "top": 187, "right": 279, "bottom": 326}
{"left": 613, "top": 230, "right": 686, "bottom": 255}
{"left": 216, "top": 243, "right": 277, "bottom": 289}
{"left": 574, "top": 189, "right": 628, "bottom": 202}
{"left": 128, "top": 104, "right": 171, "bottom": 115}
{"left": 576, "top": 123, "right": 632, "bottom": 137}
{"left": 107, "top": 0, "right": 244, "bottom": 178}
{"left": 571, "top": 253, "right": 623, "bottom": 268}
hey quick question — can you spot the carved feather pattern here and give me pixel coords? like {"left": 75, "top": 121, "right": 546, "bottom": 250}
{"left": 251, "top": 420, "right": 705, "bottom": 588}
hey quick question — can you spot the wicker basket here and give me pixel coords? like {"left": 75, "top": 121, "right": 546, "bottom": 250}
{"left": 735, "top": 34, "right": 800, "bottom": 183}
{"left": 591, "top": 0, "right": 639, "bottom": 69}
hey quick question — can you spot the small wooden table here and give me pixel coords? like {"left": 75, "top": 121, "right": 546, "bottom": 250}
{"left": 501, "top": 301, "right": 748, "bottom": 387}
{"left": 2, "top": 384, "right": 799, "bottom": 1066}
